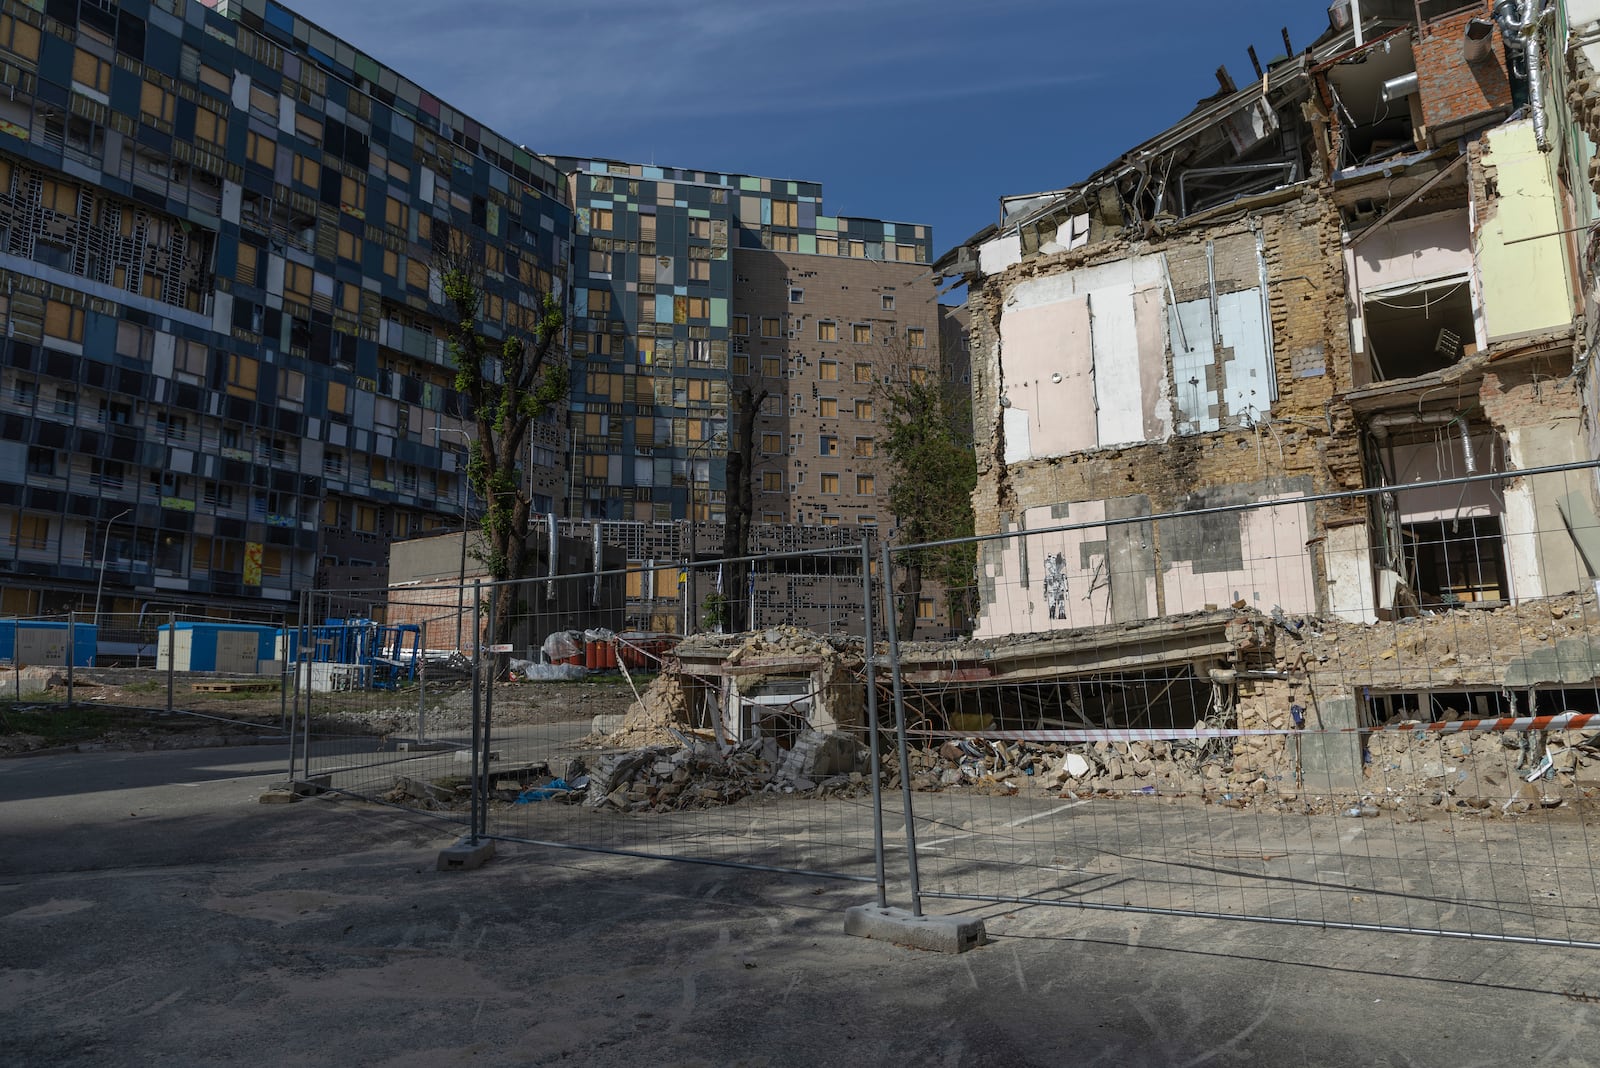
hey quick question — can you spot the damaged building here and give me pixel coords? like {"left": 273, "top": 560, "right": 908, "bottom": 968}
{"left": 922, "top": 0, "right": 1600, "bottom": 791}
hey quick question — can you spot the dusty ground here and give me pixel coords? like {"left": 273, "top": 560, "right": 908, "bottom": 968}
{"left": 6, "top": 744, "right": 1600, "bottom": 1067}
{"left": 0, "top": 669, "right": 642, "bottom": 756}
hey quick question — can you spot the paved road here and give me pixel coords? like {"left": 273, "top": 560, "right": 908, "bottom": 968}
{"left": 6, "top": 742, "right": 1600, "bottom": 1065}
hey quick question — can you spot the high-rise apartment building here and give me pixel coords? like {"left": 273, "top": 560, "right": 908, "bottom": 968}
{"left": 0, "top": 0, "right": 945, "bottom": 631}
{"left": 556, "top": 159, "right": 934, "bottom": 528}
{"left": 0, "top": 0, "right": 571, "bottom": 617}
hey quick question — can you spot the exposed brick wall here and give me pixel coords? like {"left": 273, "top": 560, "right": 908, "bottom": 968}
{"left": 1414, "top": 3, "right": 1512, "bottom": 137}
{"left": 967, "top": 192, "right": 1362, "bottom": 547}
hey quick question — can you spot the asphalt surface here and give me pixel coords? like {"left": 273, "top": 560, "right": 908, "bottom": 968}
{"left": 5, "top": 743, "right": 1600, "bottom": 1066}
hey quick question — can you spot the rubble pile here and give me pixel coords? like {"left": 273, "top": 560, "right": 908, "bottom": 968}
{"left": 1301, "top": 591, "right": 1600, "bottom": 691}
{"left": 601, "top": 671, "right": 694, "bottom": 748}
{"left": 575, "top": 730, "right": 869, "bottom": 813}
{"left": 1364, "top": 726, "right": 1600, "bottom": 812}
{"left": 887, "top": 738, "right": 1234, "bottom": 799}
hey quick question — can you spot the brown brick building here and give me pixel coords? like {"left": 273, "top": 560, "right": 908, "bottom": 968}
{"left": 935, "top": 0, "right": 1594, "bottom": 641}
{"left": 731, "top": 250, "right": 942, "bottom": 530}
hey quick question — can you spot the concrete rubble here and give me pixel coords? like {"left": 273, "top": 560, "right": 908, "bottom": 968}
{"left": 578, "top": 732, "right": 869, "bottom": 814}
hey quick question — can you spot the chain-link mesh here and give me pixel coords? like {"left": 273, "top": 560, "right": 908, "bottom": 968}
{"left": 884, "top": 461, "right": 1600, "bottom": 947}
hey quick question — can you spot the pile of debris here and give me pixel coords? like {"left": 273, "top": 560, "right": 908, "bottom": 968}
{"left": 1363, "top": 725, "right": 1600, "bottom": 813}
{"left": 490, "top": 729, "right": 868, "bottom": 814}
{"left": 887, "top": 738, "right": 1234, "bottom": 799}
{"left": 599, "top": 671, "right": 695, "bottom": 749}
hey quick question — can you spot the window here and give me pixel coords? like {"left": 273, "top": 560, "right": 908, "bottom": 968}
{"left": 882, "top": 294, "right": 896, "bottom": 311}
{"left": 772, "top": 200, "right": 798, "bottom": 227}
{"left": 273, "top": 368, "right": 304, "bottom": 406}
{"left": 12, "top": 379, "right": 34, "bottom": 405}
{"left": 732, "top": 314, "right": 748, "bottom": 335}
{"left": 246, "top": 130, "right": 276, "bottom": 169}
{"left": 54, "top": 389, "right": 75, "bottom": 418}
{"left": 760, "top": 317, "right": 781, "bottom": 338}
{"left": 854, "top": 362, "right": 873, "bottom": 384}
{"left": 821, "top": 473, "right": 839, "bottom": 494}
{"left": 917, "top": 597, "right": 937, "bottom": 621}
{"left": 140, "top": 81, "right": 175, "bottom": 126}
{"left": 90, "top": 459, "right": 125, "bottom": 489}
{"left": 44, "top": 301, "right": 84, "bottom": 343}
{"left": 155, "top": 413, "right": 188, "bottom": 441}
{"left": 852, "top": 324, "right": 871, "bottom": 344}
{"left": 819, "top": 397, "right": 837, "bottom": 418}
{"left": 761, "top": 432, "right": 782, "bottom": 454}
{"left": 0, "top": 13, "right": 41, "bottom": 62}
{"left": 324, "top": 450, "right": 345, "bottom": 476}
{"left": 789, "top": 288, "right": 804, "bottom": 304}
{"left": 340, "top": 175, "right": 366, "bottom": 215}
{"left": 27, "top": 447, "right": 54, "bottom": 477}
{"left": 820, "top": 515, "right": 841, "bottom": 527}
{"left": 857, "top": 474, "right": 875, "bottom": 495}
{"left": 819, "top": 361, "right": 839, "bottom": 381}
{"left": 73, "top": 49, "right": 110, "bottom": 94}
{"left": 732, "top": 354, "right": 749, "bottom": 375}
{"left": 590, "top": 208, "right": 613, "bottom": 231}
{"left": 907, "top": 327, "right": 926, "bottom": 348}
{"left": 193, "top": 107, "right": 226, "bottom": 146}
{"left": 854, "top": 437, "right": 876, "bottom": 458}
{"left": 910, "top": 365, "right": 929, "bottom": 384}
{"left": 819, "top": 435, "right": 838, "bottom": 456}
{"left": 855, "top": 399, "right": 874, "bottom": 420}
{"left": 761, "top": 471, "right": 783, "bottom": 492}
{"left": 761, "top": 356, "right": 781, "bottom": 378}
{"left": 202, "top": 482, "right": 234, "bottom": 508}
{"left": 817, "top": 320, "right": 837, "bottom": 342}
{"left": 337, "top": 231, "right": 361, "bottom": 262}
{"left": 327, "top": 380, "right": 349, "bottom": 421}
{"left": 99, "top": 401, "right": 131, "bottom": 426}
{"left": 816, "top": 237, "right": 838, "bottom": 256}
{"left": 14, "top": 514, "right": 48, "bottom": 550}
{"left": 227, "top": 354, "right": 259, "bottom": 398}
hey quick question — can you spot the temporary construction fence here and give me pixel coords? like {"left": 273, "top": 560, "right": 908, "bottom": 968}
{"left": 881, "top": 459, "right": 1600, "bottom": 949}
{"left": 277, "top": 460, "right": 1600, "bottom": 950}
{"left": 289, "top": 543, "right": 892, "bottom": 885}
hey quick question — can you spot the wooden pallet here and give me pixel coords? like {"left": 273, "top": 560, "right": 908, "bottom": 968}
{"left": 190, "top": 680, "right": 280, "bottom": 694}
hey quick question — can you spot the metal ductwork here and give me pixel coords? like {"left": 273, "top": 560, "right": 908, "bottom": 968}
{"left": 1382, "top": 71, "right": 1419, "bottom": 103}
{"left": 1494, "top": 0, "right": 1554, "bottom": 151}
{"left": 1462, "top": 18, "right": 1495, "bottom": 64}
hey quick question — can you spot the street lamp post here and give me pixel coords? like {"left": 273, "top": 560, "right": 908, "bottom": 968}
{"left": 94, "top": 507, "right": 132, "bottom": 629}
{"left": 435, "top": 426, "right": 473, "bottom": 652}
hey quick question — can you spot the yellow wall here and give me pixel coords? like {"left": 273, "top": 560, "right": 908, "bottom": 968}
{"left": 1476, "top": 122, "right": 1574, "bottom": 341}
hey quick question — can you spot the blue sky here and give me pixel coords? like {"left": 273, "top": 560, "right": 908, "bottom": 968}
{"left": 307, "top": 1, "right": 1337, "bottom": 259}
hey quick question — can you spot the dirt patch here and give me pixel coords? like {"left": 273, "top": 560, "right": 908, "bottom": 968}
{"left": 0, "top": 668, "right": 642, "bottom": 754}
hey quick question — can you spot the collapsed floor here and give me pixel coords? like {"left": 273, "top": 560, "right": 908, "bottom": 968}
{"left": 373, "top": 597, "right": 1600, "bottom": 820}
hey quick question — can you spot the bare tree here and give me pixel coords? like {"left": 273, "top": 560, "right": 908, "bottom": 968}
{"left": 716, "top": 384, "right": 769, "bottom": 632}
{"left": 437, "top": 230, "right": 567, "bottom": 657}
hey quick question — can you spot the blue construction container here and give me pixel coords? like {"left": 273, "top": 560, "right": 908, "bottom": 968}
{"left": 154, "top": 622, "right": 279, "bottom": 673}
{"left": 0, "top": 620, "right": 97, "bottom": 667}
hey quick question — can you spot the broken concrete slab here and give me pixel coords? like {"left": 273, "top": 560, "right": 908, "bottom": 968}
{"left": 844, "top": 904, "right": 986, "bottom": 954}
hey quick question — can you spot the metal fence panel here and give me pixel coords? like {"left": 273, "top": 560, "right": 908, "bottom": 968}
{"left": 480, "top": 547, "right": 885, "bottom": 882}
{"left": 885, "top": 462, "right": 1600, "bottom": 948}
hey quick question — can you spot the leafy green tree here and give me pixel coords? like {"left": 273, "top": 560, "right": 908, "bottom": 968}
{"left": 439, "top": 235, "right": 567, "bottom": 652}
{"left": 878, "top": 350, "right": 977, "bottom": 639}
